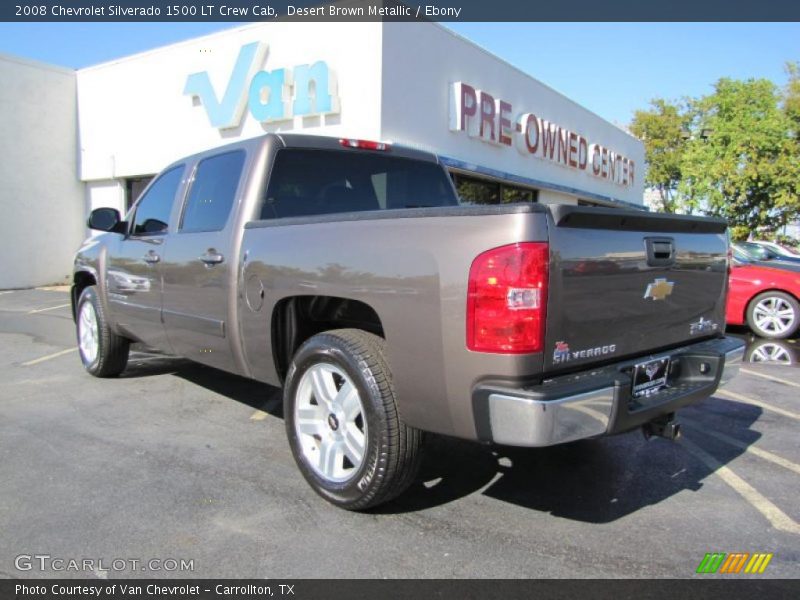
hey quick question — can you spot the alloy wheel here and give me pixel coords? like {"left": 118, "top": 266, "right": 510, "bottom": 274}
{"left": 752, "top": 296, "right": 796, "bottom": 336}
{"left": 293, "top": 363, "right": 367, "bottom": 483}
{"left": 78, "top": 301, "right": 99, "bottom": 364}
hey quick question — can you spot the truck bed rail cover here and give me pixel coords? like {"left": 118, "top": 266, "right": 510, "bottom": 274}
{"left": 550, "top": 205, "right": 727, "bottom": 234}
{"left": 245, "top": 203, "right": 547, "bottom": 229}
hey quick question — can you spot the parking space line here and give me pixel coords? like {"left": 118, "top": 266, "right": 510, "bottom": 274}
{"left": 20, "top": 347, "right": 77, "bottom": 366}
{"left": 250, "top": 410, "right": 269, "bottom": 421}
{"left": 715, "top": 388, "right": 800, "bottom": 420}
{"left": 27, "top": 303, "right": 71, "bottom": 314}
{"left": 684, "top": 423, "right": 800, "bottom": 476}
{"left": 0, "top": 291, "right": 13, "bottom": 296}
{"left": 740, "top": 368, "right": 800, "bottom": 389}
{"left": 681, "top": 438, "right": 800, "bottom": 535}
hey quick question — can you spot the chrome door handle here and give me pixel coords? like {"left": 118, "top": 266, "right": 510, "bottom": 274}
{"left": 199, "top": 251, "right": 224, "bottom": 266}
{"left": 143, "top": 252, "right": 160, "bottom": 264}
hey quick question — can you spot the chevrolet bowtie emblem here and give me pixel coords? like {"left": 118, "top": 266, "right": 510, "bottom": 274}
{"left": 644, "top": 278, "right": 674, "bottom": 301}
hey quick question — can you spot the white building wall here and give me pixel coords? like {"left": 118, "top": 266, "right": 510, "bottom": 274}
{"left": 76, "top": 21, "right": 384, "bottom": 184}
{"left": 379, "top": 23, "right": 644, "bottom": 206}
{"left": 76, "top": 21, "right": 644, "bottom": 213}
{"left": 86, "top": 180, "right": 125, "bottom": 213}
{"left": 0, "top": 54, "right": 84, "bottom": 289}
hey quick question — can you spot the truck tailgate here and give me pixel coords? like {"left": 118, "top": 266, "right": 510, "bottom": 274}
{"left": 544, "top": 205, "right": 729, "bottom": 373}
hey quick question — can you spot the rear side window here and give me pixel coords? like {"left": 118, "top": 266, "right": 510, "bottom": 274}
{"left": 130, "top": 165, "right": 184, "bottom": 235}
{"left": 181, "top": 151, "right": 246, "bottom": 233}
{"left": 260, "top": 149, "right": 458, "bottom": 220}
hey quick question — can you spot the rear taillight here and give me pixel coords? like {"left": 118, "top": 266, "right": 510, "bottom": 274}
{"left": 339, "top": 138, "right": 389, "bottom": 151}
{"left": 467, "top": 242, "right": 549, "bottom": 354}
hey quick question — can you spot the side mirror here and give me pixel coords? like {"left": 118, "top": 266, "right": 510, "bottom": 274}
{"left": 87, "top": 208, "right": 125, "bottom": 233}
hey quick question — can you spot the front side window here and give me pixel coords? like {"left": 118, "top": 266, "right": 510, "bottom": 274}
{"left": 130, "top": 166, "right": 184, "bottom": 235}
{"left": 180, "top": 151, "right": 246, "bottom": 233}
{"left": 260, "top": 149, "right": 458, "bottom": 220}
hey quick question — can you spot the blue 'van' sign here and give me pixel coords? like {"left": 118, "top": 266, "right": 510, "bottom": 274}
{"left": 184, "top": 42, "right": 340, "bottom": 130}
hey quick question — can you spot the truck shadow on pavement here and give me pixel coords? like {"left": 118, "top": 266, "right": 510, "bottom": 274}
{"left": 379, "top": 397, "right": 763, "bottom": 521}
{"left": 121, "top": 354, "right": 762, "bottom": 523}
{"left": 122, "top": 351, "right": 285, "bottom": 416}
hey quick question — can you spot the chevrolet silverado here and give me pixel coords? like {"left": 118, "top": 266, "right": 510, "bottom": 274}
{"left": 73, "top": 133, "right": 745, "bottom": 509}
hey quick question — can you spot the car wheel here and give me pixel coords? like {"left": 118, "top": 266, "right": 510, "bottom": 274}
{"left": 284, "top": 329, "right": 423, "bottom": 510}
{"left": 76, "top": 286, "right": 130, "bottom": 377}
{"left": 746, "top": 291, "right": 800, "bottom": 340}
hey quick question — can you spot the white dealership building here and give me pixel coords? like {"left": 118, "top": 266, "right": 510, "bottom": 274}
{"left": 0, "top": 21, "right": 644, "bottom": 289}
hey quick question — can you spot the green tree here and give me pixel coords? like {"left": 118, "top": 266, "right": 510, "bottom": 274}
{"left": 630, "top": 99, "right": 690, "bottom": 213}
{"left": 678, "top": 77, "right": 800, "bottom": 239}
{"left": 784, "top": 61, "right": 800, "bottom": 135}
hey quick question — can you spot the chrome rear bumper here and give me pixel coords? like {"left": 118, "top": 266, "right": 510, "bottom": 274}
{"left": 488, "top": 387, "right": 614, "bottom": 447}
{"left": 719, "top": 344, "right": 745, "bottom": 387}
{"left": 475, "top": 336, "right": 746, "bottom": 447}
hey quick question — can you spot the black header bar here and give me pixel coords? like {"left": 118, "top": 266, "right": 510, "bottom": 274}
{"left": 3, "top": 579, "right": 799, "bottom": 600}
{"left": 3, "top": 0, "right": 800, "bottom": 22}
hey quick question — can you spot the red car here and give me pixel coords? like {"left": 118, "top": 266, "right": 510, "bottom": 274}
{"left": 728, "top": 258, "right": 800, "bottom": 339}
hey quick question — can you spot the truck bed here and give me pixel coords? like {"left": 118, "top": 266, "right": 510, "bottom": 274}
{"left": 238, "top": 202, "right": 729, "bottom": 441}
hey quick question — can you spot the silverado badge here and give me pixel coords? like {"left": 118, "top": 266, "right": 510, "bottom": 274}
{"left": 689, "top": 316, "right": 719, "bottom": 335}
{"left": 553, "top": 341, "right": 616, "bottom": 364}
{"left": 643, "top": 278, "right": 674, "bottom": 301}
{"left": 553, "top": 341, "right": 571, "bottom": 363}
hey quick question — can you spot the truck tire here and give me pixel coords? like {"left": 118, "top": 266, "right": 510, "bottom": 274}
{"left": 284, "top": 329, "right": 423, "bottom": 510}
{"left": 76, "top": 286, "right": 130, "bottom": 377}
{"left": 746, "top": 291, "right": 800, "bottom": 340}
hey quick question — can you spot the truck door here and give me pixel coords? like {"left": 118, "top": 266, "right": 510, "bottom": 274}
{"left": 160, "top": 150, "right": 247, "bottom": 373}
{"left": 106, "top": 165, "right": 185, "bottom": 350}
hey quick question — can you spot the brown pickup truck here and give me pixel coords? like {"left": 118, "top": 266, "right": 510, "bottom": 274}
{"left": 73, "top": 134, "right": 744, "bottom": 509}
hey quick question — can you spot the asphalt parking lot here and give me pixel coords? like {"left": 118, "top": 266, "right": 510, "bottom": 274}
{"left": 1, "top": 288, "right": 798, "bottom": 578}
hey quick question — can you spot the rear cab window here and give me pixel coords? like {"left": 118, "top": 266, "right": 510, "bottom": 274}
{"left": 260, "top": 149, "right": 458, "bottom": 220}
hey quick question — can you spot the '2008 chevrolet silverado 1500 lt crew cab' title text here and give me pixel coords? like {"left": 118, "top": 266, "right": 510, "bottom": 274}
{"left": 73, "top": 134, "right": 744, "bottom": 509}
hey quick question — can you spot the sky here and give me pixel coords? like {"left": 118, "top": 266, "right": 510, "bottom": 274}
{"left": 0, "top": 21, "right": 797, "bottom": 126}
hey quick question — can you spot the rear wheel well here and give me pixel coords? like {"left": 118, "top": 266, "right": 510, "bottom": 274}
{"left": 72, "top": 271, "right": 97, "bottom": 320}
{"left": 271, "top": 296, "right": 384, "bottom": 382}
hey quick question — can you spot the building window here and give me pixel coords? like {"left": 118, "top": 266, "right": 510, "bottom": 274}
{"left": 502, "top": 186, "right": 536, "bottom": 203}
{"left": 451, "top": 173, "right": 537, "bottom": 205}
{"left": 126, "top": 176, "right": 155, "bottom": 211}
